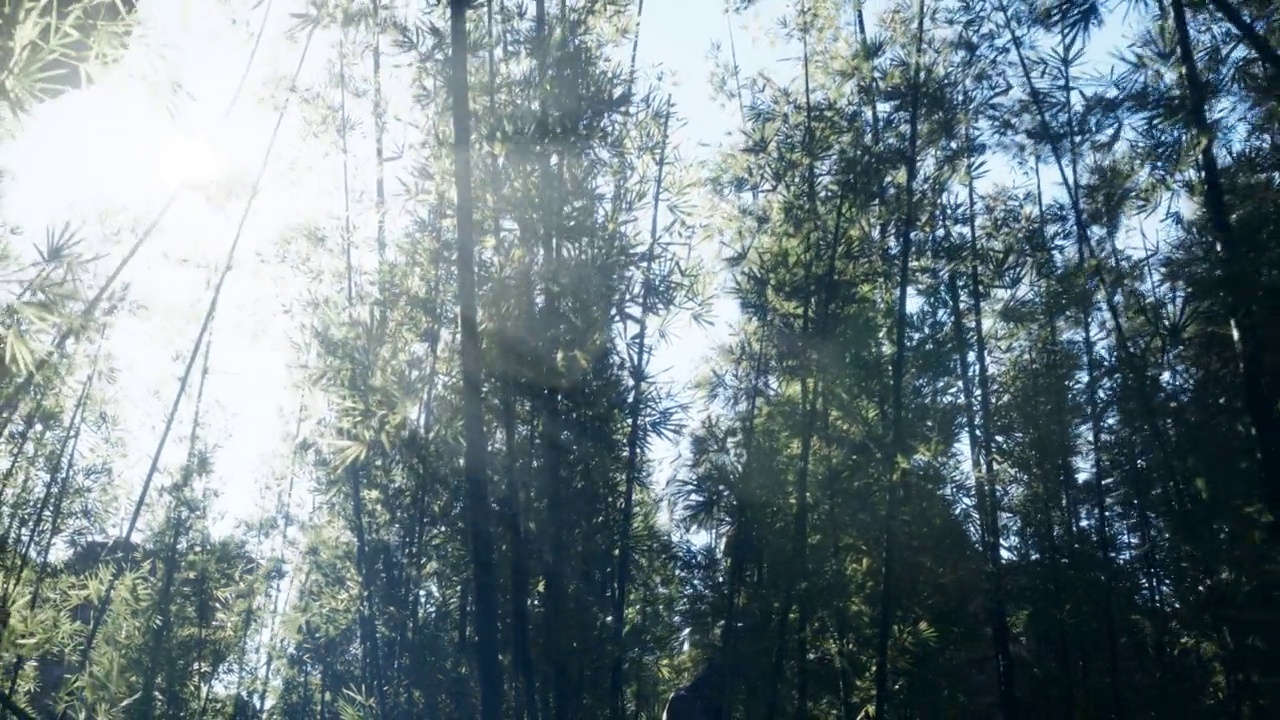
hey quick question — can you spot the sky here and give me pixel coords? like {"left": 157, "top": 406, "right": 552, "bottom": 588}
{"left": 0, "top": 0, "right": 1135, "bottom": 538}
{"left": 0, "top": 0, "right": 799, "bottom": 537}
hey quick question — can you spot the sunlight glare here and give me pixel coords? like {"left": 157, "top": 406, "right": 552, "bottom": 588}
{"left": 0, "top": 1, "right": 321, "bottom": 535}
{"left": 151, "top": 122, "right": 229, "bottom": 189}
{"left": 0, "top": 78, "right": 245, "bottom": 229}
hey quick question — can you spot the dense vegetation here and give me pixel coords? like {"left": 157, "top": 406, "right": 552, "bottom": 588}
{"left": 0, "top": 0, "right": 1278, "bottom": 718}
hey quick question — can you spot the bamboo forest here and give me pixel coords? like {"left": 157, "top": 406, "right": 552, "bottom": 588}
{"left": 0, "top": 0, "right": 1277, "bottom": 717}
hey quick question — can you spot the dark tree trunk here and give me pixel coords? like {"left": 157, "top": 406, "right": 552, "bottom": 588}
{"left": 612, "top": 101, "right": 671, "bottom": 720}
{"left": 449, "top": 2, "right": 505, "bottom": 718}
{"left": 504, "top": 396, "right": 539, "bottom": 720}
{"left": 874, "top": 1, "right": 926, "bottom": 716}
{"left": 1170, "top": 0, "right": 1280, "bottom": 532}
{"left": 1203, "top": 0, "right": 1280, "bottom": 75}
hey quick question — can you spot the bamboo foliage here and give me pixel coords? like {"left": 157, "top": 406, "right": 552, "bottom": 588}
{"left": 0, "top": 0, "right": 1276, "bottom": 718}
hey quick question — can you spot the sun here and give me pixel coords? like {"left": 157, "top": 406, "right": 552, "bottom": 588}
{"left": 151, "top": 124, "right": 232, "bottom": 191}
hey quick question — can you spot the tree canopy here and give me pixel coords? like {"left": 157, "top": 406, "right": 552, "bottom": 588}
{"left": 0, "top": 0, "right": 1278, "bottom": 718}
